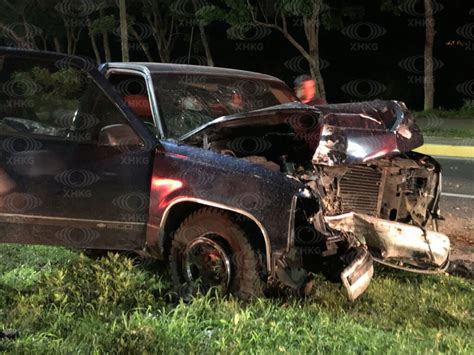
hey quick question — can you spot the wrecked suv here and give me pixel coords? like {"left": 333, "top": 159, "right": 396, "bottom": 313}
{"left": 0, "top": 48, "right": 449, "bottom": 300}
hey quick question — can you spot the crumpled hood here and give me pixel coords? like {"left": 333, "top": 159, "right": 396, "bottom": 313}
{"left": 180, "top": 100, "right": 423, "bottom": 166}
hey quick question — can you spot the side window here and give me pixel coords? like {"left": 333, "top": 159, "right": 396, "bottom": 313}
{"left": 0, "top": 54, "right": 130, "bottom": 143}
{"left": 108, "top": 73, "right": 155, "bottom": 132}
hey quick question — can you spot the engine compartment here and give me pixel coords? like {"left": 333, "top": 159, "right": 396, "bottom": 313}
{"left": 205, "top": 129, "right": 441, "bottom": 230}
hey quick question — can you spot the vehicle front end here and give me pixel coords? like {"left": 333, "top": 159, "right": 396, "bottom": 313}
{"left": 140, "top": 66, "right": 448, "bottom": 300}
{"left": 177, "top": 100, "right": 449, "bottom": 300}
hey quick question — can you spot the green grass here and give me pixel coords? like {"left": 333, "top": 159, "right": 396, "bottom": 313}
{"left": 412, "top": 101, "right": 474, "bottom": 120}
{"left": 1, "top": 244, "right": 473, "bottom": 353}
{"left": 419, "top": 127, "right": 474, "bottom": 139}
{"left": 413, "top": 101, "right": 474, "bottom": 138}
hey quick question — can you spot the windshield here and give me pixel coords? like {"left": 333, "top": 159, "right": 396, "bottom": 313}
{"left": 152, "top": 73, "right": 296, "bottom": 138}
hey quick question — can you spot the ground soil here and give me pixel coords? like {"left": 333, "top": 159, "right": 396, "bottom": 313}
{"left": 439, "top": 203, "right": 474, "bottom": 279}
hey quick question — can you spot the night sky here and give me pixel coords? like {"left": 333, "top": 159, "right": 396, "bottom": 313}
{"left": 1, "top": 0, "right": 472, "bottom": 110}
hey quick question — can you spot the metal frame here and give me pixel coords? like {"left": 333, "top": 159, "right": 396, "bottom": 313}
{"left": 100, "top": 63, "right": 165, "bottom": 138}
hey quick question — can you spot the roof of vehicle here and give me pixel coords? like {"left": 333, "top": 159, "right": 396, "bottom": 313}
{"left": 105, "top": 62, "right": 282, "bottom": 82}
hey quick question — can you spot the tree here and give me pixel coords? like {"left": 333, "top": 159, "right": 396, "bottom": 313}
{"left": 199, "top": 0, "right": 363, "bottom": 100}
{"left": 423, "top": 0, "right": 435, "bottom": 110}
{"left": 382, "top": 0, "right": 436, "bottom": 110}
{"left": 0, "top": 0, "right": 40, "bottom": 49}
{"left": 192, "top": 0, "right": 214, "bottom": 66}
{"left": 119, "top": 0, "right": 129, "bottom": 62}
{"left": 138, "top": 0, "right": 178, "bottom": 63}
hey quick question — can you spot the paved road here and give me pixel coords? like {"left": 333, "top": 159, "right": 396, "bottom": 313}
{"left": 436, "top": 157, "right": 473, "bottom": 237}
{"left": 438, "top": 157, "right": 473, "bottom": 197}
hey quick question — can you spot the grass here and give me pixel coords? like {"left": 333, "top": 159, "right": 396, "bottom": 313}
{"left": 419, "top": 128, "right": 474, "bottom": 139}
{"left": 1, "top": 244, "right": 473, "bottom": 354}
{"left": 413, "top": 101, "right": 474, "bottom": 138}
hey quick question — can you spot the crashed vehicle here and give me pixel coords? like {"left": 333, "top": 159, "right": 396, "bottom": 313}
{"left": 0, "top": 48, "right": 449, "bottom": 300}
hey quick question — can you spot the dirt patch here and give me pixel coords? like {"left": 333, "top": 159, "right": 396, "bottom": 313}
{"left": 438, "top": 207, "right": 474, "bottom": 279}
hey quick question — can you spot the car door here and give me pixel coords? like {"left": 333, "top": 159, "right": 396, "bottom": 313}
{"left": 0, "top": 48, "right": 157, "bottom": 250}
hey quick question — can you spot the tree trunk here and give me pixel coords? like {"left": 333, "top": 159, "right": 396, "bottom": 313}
{"left": 145, "top": 13, "right": 171, "bottom": 63}
{"left": 304, "top": 0, "right": 326, "bottom": 100}
{"left": 87, "top": 18, "right": 102, "bottom": 63}
{"left": 103, "top": 31, "right": 112, "bottom": 62}
{"left": 119, "top": 0, "right": 129, "bottom": 62}
{"left": 53, "top": 36, "right": 62, "bottom": 53}
{"left": 0, "top": 23, "right": 32, "bottom": 49}
{"left": 424, "top": 0, "right": 435, "bottom": 110}
{"left": 100, "top": 9, "right": 112, "bottom": 62}
{"left": 192, "top": 0, "right": 214, "bottom": 66}
{"left": 66, "top": 29, "right": 72, "bottom": 55}
{"left": 130, "top": 25, "right": 154, "bottom": 62}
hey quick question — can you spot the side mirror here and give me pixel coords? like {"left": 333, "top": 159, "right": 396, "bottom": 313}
{"left": 98, "top": 124, "right": 142, "bottom": 147}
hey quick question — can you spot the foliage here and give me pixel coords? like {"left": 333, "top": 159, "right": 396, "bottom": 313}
{"left": 0, "top": 244, "right": 473, "bottom": 353}
{"left": 12, "top": 67, "right": 84, "bottom": 111}
{"left": 90, "top": 15, "right": 117, "bottom": 36}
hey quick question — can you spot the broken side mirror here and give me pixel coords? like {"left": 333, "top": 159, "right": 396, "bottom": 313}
{"left": 98, "top": 124, "right": 142, "bottom": 147}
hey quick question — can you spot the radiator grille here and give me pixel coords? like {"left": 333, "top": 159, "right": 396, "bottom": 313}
{"left": 339, "top": 166, "right": 382, "bottom": 215}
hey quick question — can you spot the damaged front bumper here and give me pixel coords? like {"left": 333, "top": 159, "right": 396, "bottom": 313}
{"left": 325, "top": 212, "right": 450, "bottom": 271}
{"left": 341, "top": 246, "right": 374, "bottom": 301}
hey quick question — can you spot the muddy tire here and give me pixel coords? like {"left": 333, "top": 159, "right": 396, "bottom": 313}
{"left": 169, "top": 208, "right": 266, "bottom": 300}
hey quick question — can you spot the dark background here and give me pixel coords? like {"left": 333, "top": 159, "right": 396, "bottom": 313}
{"left": 1, "top": 0, "right": 472, "bottom": 110}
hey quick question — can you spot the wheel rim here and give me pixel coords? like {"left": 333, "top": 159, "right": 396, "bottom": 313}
{"left": 183, "top": 235, "right": 232, "bottom": 292}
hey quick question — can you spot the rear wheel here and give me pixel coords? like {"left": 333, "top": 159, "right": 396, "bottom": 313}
{"left": 169, "top": 208, "right": 266, "bottom": 299}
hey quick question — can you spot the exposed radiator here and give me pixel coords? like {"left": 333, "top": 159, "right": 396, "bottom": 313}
{"left": 339, "top": 166, "right": 382, "bottom": 215}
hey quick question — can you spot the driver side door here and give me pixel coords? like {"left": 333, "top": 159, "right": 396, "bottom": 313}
{"left": 0, "top": 48, "right": 156, "bottom": 251}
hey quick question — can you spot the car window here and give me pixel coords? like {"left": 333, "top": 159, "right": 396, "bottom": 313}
{"left": 152, "top": 74, "right": 296, "bottom": 139}
{"left": 108, "top": 73, "right": 156, "bottom": 134}
{"left": 0, "top": 55, "right": 129, "bottom": 143}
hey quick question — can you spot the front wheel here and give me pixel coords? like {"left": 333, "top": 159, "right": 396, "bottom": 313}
{"left": 169, "top": 208, "right": 266, "bottom": 299}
